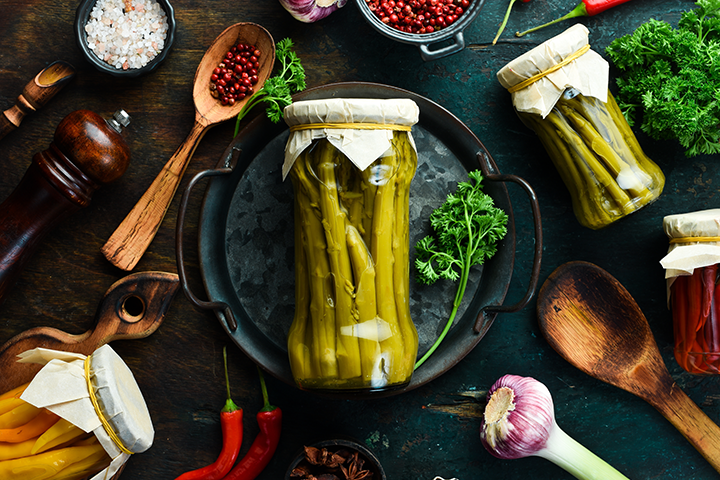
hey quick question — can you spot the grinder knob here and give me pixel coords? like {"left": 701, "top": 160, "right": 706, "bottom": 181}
{"left": 0, "top": 109, "right": 131, "bottom": 306}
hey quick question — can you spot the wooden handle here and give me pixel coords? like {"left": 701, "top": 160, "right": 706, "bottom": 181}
{"left": 648, "top": 382, "right": 720, "bottom": 472}
{"left": 0, "top": 271, "right": 179, "bottom": 393}
{"left": 0, "top": 61, "right": 75, "bottom": 141}
{"left": 102, "top": 118, "right": 210, "bottom": 271}
{"left": 0, "top": 114, "right": 16, "bottom": 139}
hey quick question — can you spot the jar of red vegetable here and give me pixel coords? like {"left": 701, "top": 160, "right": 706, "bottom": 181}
{"left": 662, "top": 209, "right": 720, "bottom": 375}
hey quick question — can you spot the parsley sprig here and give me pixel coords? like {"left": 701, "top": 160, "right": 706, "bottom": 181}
{"left": 605, "top": 0, "right": 720, "bottom": 157}
{"left": 233, "top": 38, "right": 306, "bottom": 136}
{"left": 414, "top": 170, "right": 508, "bottom": 369}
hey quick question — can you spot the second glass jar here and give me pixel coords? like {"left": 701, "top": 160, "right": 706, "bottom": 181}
{"left": 518, "top": 89, "right": 665, "bottom": 229}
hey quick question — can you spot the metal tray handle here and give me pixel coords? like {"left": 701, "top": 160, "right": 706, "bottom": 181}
{"left": 176, "top": 144, "right": 542, "bottom": 337}
{"left": 419, "top": 32, "right": 465, "bottom": 61}
{"left": 473, "top": 149, "right": 543, "bottom": 335}
{"left": 176, "top": 146, "right": 241, "bottom": 331}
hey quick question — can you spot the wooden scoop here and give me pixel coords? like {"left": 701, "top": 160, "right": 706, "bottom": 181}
{"left": 0, "top": 271, "right": 179, "bottom": 393}
{"left": 537, "top": 261, "right": 720, "bottom": 473}
{"left": 0, "top": 61, "right": 76, "bottom": 141}
{"left": 102, "top": 23, "right": 275, "bottom": 271}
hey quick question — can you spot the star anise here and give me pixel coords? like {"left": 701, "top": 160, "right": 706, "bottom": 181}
{"left": 304, "top": 446, "right": 347, "bottom": 469}
{"left": 340, "top": 452, "right": 373, "bottom": 480}
{"left": 290, "top": 464, "right": 313, "bottom": 478}
{"left": 295, "top": 445, "right": 375, "bottom": 480}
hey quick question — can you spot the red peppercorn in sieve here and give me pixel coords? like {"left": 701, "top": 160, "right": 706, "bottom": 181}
{"left": 209, "top": 43, "right": 261, "bottom": 106}
{"left": 365, "top": 0, "right": 471, "bottom": 34}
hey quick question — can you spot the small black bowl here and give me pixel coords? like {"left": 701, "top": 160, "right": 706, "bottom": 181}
{"left": 285, "top": 439, "right": 387, "bottom": 480}
{"left": 354, "top": 0, "right": 485, "bottom": 61}
{"left": 74, "top": 0, "right": 176, "bottom": 77}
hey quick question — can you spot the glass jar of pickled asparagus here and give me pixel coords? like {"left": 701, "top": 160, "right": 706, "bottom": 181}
{"left": 497, "top": 24, "right": 665, "bottom": 230}
{"left": 282, "top": 98, "right": 420, "bottom": 393}
{"left": 661, "top": 209, "right": 720, "bottom": 375}
{"left": 0, "top": 345, "right": 154, "bottom": 479}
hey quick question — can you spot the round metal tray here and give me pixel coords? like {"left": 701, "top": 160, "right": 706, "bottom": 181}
{"left": 177, "top": 82, "right": 541, "bottom": 398}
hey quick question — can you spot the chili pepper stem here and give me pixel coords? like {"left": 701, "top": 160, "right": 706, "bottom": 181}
{"left": 256, "top": 366, "right": 275, "bottom": 412}
{"left": 515, "top": 2, "right": 588, "bottom": 38}
{"left": 493, "top": 0, "right": 519, "bottom": 45}
{"left": 223, "top": 347, "right": 240, "bottom": 413}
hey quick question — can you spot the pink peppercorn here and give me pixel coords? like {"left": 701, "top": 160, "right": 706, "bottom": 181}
{"left": 366, "top": 0, "right": 471, "bottom": 34}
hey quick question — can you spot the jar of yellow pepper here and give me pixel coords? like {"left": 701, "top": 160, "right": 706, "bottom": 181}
{"left": 497, "top": 24, "right": 665, "bottom": 230}
{"left": 282, "top": 98, "right": 420, "bottom": 393}
{"left": 0, "top": 345, "right": 154, "bottom": 480}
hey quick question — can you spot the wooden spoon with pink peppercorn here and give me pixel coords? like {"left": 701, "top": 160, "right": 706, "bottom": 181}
{"left": 102, "top": 22, "right": 275, "bottom": 271}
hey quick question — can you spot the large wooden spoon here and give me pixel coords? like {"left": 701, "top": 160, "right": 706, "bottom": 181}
{"left": 102, "top": 23, "right": 275, "bottom": 271}
{"left": 537, "top": 261, "right": 720, "bottom": 473}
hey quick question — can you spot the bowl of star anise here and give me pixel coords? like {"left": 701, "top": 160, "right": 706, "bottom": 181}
{"left": 286, "top": 439, "right": 386, "bottom": 480}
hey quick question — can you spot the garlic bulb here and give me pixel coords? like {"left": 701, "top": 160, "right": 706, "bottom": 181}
{"left": 480, "top": 375, "right": 629, "bottom": 480}
{"left": 278, "top": 0, "right": 348, "bottom": 23}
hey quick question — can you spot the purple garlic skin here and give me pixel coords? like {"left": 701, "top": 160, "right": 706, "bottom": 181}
{"left": 279, "top": 0, "right": 348, "bottom": 23}
{"left": 480, "top": 374, "right": 556, "bottom": 459}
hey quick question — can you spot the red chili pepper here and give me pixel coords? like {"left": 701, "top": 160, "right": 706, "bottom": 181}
{"left": 221, "top": 368, "right": 282, "bottom": 480}
{"left": 175, "top": 347, "right": 244, "bottom": 480}
{"left": 686, "top": 269, "right": 703, "bottom": 349}
{"left": 492, "top": 0, "right": 532, "bottom": 45}
{"left": 672, "top": 274, "right": 690, "bottom": 370}
{"left": 516, "top": 0, "right": 633, "bottom": 38}
{"left": 702, "top": 265, "right": 718, "bottom": 322}
{"left": 707, "top": 280, "right": 720, "bottom": 371}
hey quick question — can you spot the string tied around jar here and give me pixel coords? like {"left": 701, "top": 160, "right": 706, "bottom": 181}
{"left": 84, "top": 355, "right": 134, "bottom": 455}
{"left": 507, "top": 43, "right": 590, "bottom": 94}
{"left": 289, "top": 122, "right": 412, "bottom": 132}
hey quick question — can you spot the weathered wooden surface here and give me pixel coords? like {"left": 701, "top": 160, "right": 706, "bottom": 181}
{"left": 1, "top": 0, "right": 718, "bottom": 479}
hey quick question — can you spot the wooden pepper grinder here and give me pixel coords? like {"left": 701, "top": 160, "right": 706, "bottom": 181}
{"left": 0, "top": 109, "right": 131, "bottom": 305}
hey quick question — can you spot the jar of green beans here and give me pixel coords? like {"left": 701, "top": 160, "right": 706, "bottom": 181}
{"left": 282, "top": 98, "right": 420, "bottom": 393}
{"left": 497, "top": 25, "right": 665, "bottom": 229}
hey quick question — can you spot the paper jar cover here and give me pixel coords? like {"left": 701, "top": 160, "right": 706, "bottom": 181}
{"left": 282, "top": 98, "right": 419, "bottom": 179}
{"left": 661, "top": 209, "right": 720, "bottom": 278}
{"left": 496, "top": 24, "right": 609, "bottom": 118}
{"left": 18, "top": 344, "right": 154, "bottom": 480}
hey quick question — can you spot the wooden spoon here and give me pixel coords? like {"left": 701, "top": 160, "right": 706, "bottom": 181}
{"left": 102, "top": 23, "right": 275, "bottom": 271}
{"left": 537, "top": 261, "right": 720, "bottom": 473}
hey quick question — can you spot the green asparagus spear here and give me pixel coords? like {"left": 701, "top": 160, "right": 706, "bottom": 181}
{"left": 314, "top": 140, "right": 362, "bottom": 380}
{"left": 290, "top": 152, "right": 339, "bottom": 380}
{"left": 392, "top": 133, "right": 419, "bottom": 380}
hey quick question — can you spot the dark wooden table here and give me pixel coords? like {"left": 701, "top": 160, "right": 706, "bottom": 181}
{"left": 1, "top": 0, "right": 718, "bottom": 478}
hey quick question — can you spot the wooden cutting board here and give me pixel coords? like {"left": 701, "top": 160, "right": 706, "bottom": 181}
{"left": 0, "top": 271, "right": 179, "bottom": 393}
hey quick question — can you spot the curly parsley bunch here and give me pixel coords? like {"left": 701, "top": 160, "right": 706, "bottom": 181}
{"left": 414, "top": 170, "right": 507, "bottom": 369}
{"left": 606, "top": 0, "right": 720, "bottom": 157}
